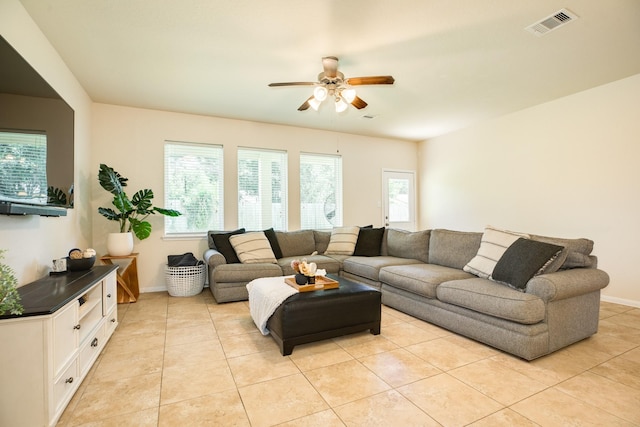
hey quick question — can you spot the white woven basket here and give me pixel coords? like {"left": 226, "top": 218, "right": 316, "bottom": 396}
{"left": 165, "top": 264, "right": 205, "bottom": 297}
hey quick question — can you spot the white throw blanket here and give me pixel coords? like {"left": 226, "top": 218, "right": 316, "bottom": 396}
{"left": 246, "top": 276, "right": 297, "bottom": 335}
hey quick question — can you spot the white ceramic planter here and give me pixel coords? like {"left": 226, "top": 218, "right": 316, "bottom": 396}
{"left": 106, "top": 232, "right": 134, "bottom": 256}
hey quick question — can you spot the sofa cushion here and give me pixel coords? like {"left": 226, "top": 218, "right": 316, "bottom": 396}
{"left": 229, "top": 231, "right": 277, "bottom": 264}
{"left": 212, "top": 262, "right": 283, "bottom": 283}
{"left": 209, "top": 228, "right": 246, "bottom": 264}
{"left": 429, "top": 229, "right": 482, "bottom": 269}
{"left": 492, "top": 238, "right": 564, "bottom": 291}
{"left": 463, "top": 226, "right": 529, "bottom": 279}
{"left": 343, "top": 256, "right": 422, "bottom": 282}
{"left": 276, "top": 230, "right": 316, "bottom": 257}
{"left": 386, "top": 229, "right": 430, "bottom": 263}
{"left": 436, "top": 278, "right": 546, "bottom": 324}
{"left": 325, "top": 226, "right": 360, "bottom": 255}
{"left": 531, "top": 234, "right": 594, "bottom": 270}
{"left": 263, "top": 228, "right": 283, "bottom": 259}
{"left": 380, "top": 264, "right": 475, "bottom": 299}
{"left": 313, "top": 230, "right": 331, "bottom": 254}
{"left": 353, "top": 227, "right": 385, "bottom": 257}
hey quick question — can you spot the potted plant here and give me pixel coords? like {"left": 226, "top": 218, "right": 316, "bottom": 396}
{"left": 0, "top": 250, "right": 23, "bottom": 316}
{"left": 98, "top": 163, "right": 181, "bottom": 255}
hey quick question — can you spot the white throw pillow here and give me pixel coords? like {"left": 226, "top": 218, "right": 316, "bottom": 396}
{"left": 324, "top": 226, "right": 360, "bottom": 255}
{"left": 229, "top": 231, "right": 277, "bottom": 264}
{"left": 463, "top": 226, "right": 530, "bottom": 279}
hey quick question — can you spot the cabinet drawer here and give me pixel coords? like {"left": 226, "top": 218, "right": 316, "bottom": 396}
{"left": 53, "top": 359, "right": 78, "bottom": 415}
{"left": 104, "top": 274, "right": 117, "bottom": 314}
{"left": 79, "top": 323, "right": 106, "bottom": 377}
{"left": 105, "top": 306, "right": 118, "bottom": 338}
{"left": 52, "top": 302, "right": 78, "bottom": 377}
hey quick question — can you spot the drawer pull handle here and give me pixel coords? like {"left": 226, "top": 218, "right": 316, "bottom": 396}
{"left": 111, "top": 318, "right": 116, "bottom": 323}
{"left": 65, "top": 377, "right": 73, "bottom": 384}
{"left": 91, "top": 337, "right": 99, "bottom": 347}
{"left": 107, "top": 294, "right": 112, "bottom": 298}
{"left": 73, "top": 324, "right": 81, "bottom": 330}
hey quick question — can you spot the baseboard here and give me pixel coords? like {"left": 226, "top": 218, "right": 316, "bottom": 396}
{"left": 140, "top": 284, "right": 210, "bottom": 294}
{"left": 601, "top": 295, "right": 640, "bottom": 308}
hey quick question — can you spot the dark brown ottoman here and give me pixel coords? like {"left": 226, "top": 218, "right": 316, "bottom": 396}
{"left": 266, "top": 275, "right": 381, "bottom": 355}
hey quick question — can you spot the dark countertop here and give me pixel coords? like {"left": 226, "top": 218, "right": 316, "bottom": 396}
{"left": 0, "top": 265, "right": 118, "bottom": 319}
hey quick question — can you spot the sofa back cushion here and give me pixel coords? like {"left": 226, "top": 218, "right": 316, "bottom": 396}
{"left": 429, "top": 229, "right": 482, "bottom": 270}
{"left": 531, "top": 234, "right": 595, "bottom": 271}
{"left": 313, "top": 230, "right": 331, "bottom": 254}
{"left": 276, "top": 230, "right": 316, "bottom": 258}
{"left": 385, "top": 229, "right": 430, "bottom": 263}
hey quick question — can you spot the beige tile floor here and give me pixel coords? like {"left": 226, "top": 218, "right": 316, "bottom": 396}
{"left": 56, "top": 293, "right": 640, "bottom": 427}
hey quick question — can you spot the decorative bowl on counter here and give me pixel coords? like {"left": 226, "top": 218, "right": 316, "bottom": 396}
{"left": 66, "top": 255, "right": 96, "bottom": 271}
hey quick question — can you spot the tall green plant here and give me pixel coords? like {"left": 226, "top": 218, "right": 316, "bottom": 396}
{"left": 0, "top": 250, "right": 23, "bottom": 316}
{"left": 98, "top": 164, "right": 181, "bottom": 240}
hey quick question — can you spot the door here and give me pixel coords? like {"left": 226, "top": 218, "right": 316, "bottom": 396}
{"left": 382, "top": 170, "right": 416, "bottom": 231}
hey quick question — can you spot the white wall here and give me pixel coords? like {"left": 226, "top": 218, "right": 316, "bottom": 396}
{"left": 0, "top": 0, "right": 93, "bottom": 285}
{"left": 419, "top": 73, "right": 640, "bottom": 307}
{"left": 91, "top": 103, "right": 417, "bottom": 292}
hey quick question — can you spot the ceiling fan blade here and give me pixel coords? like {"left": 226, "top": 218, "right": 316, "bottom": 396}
{"left": 322, "top": 56, "right": 339, "bottom": 78}
{"left": 297, "top": 95, "right": 315, "bottom": 111}
{"left": 350, "top": 96, "right": 368, "bottom": 109}
{"left": 345, "top": 76, "right": 395, "bottom": 85}
{"left": 268, "top": 82, "right": 316, "bottom": 87}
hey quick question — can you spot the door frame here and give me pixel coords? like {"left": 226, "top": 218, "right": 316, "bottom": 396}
{"left": 381, "top": 169, "right": 417, "bottom": 231}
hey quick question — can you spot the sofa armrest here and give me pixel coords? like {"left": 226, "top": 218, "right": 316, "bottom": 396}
{"left": 204, "top": 249, "right": 227, "bottom": 269}
{"left": 526, "top": 268, "right": 609, "bottom": 302}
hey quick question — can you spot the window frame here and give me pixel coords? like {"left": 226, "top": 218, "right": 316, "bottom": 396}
{"left": 299, "top": 152, "right": 343, "bottom": 230}
{"left": 163, "top": 140, "right": 224, "bottom": 238}
{"left": 237, "top": 147, "right": 288, "bottom": 231}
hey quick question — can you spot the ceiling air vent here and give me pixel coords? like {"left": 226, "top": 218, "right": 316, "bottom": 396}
{"left": 525, "top": 8, "right": 578, "bottom": 36}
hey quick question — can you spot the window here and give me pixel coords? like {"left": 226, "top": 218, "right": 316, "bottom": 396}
{"left": 300, "top": 153, "right": 343, "bottom": 229}
{"left": 237, "top": 148, "right": 287, "bottom": 230}
{"left": 0, "top": 130, "right": 48, "bottom": 204}
{"left": 164, "top": 141, "right": 223, "bottom": 235}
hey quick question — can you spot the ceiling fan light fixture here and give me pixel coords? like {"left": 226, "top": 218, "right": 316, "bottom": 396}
{"left": 335, "top": 97, "right": 348, "bottom": 113}
{"left": 308, "top": 97, "right": 322, "bottom": 111}
{"left": 313, "top": 86, "right": 328, "bottom": 101}
{"left": 341, "top": 86, "right": 356, "bottom": 103}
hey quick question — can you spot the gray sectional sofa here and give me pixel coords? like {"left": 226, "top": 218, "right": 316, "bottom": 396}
{"left": 203, "top": 226, "right": 609, "bottom": 360}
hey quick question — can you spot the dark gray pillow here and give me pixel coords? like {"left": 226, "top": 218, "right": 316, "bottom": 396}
{"left": 492, "top": 238, "right": 563, "bottom": 291}
{"left": 210, "top": 228, "right": 245, "bottom": 263}
{"left": 353, "top": 227, "right": 385, "bottom": 256}
{"left": 263, "top": 228, "right": 283, "bottom": 259}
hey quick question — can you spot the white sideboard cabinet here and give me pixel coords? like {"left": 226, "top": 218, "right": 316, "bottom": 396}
{"left": 0, "top": 265, "right": 118, "bottom": 427}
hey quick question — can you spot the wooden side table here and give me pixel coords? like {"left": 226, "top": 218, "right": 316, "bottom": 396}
{"left": 100, "top": 253, "right": 140, "bottom": 303}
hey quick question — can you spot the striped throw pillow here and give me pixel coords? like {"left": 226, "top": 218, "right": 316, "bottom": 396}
{"left": 324, "top": 226, "right": 360, "bottom": 256}
{"left": 463, "top": 226, "right": 530, "bottom": 279}
{"left": 229, "top": 231, "right": 277, "bottom": 264}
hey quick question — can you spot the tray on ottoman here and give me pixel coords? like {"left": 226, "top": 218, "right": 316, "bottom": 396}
{"left": 267, "top": 274, "right": 381, "bottom": 355}
{"left": 284, "top": 275, "right": 339, "bottom": 292}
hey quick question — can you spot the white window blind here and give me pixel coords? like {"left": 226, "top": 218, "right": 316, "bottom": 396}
{"left": 164, "top": 141, "right": 224, "bottom": 235}
{"left": 300, "top": 153, "right": 343, "bottom": 229}
{"left": 0, "top": 130, "right": 48, "bottom": 204}
{"left": 238, "top": 148, "right": 287, "bottom": 231}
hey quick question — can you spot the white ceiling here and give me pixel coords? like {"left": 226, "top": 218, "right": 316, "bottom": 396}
{"left": 19, "top": 0, "right": 640, "bottom": 142}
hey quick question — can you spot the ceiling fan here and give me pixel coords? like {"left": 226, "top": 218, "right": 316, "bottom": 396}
{"left": 268, "top": 56, "right": 395, "bottom": 112}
